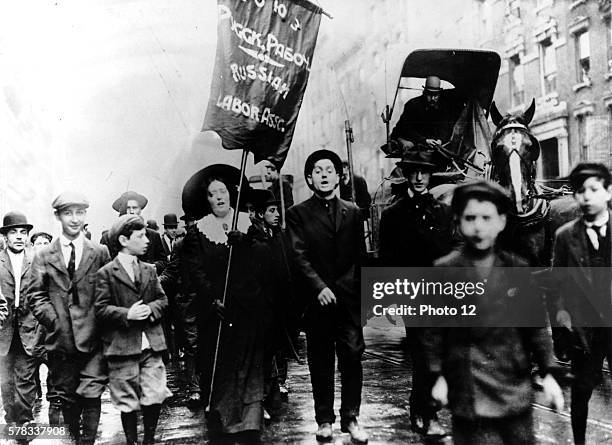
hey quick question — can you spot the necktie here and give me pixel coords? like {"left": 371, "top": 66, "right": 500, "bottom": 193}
{"left": 68, "top": 242, "right": 79, "bottom": 305}
{"left": 326, "top": 201, "right": 335, "bottom": 227}
{"left": 132, "top": 259, "right": 141, "bottom": 289}
{"left": 586, "top": 224, "right": 606, "bottom": 250}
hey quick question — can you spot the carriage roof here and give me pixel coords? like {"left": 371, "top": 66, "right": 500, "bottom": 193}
{"left": 397, "top": 49, "right": 501, "bottom": 110}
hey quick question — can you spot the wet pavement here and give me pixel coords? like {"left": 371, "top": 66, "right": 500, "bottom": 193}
{"left": 3, "top": 315, "right": 612, "bottom": 444}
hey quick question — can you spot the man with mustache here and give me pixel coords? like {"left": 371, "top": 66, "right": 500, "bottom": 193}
{"left": 0, "top": 211, "right": 39, "bottom": 426}
{"left": 390, "top": 75, "right": 463, "bottom": 154}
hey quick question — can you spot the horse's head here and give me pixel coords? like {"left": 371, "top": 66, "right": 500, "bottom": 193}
{"left": 490, "top": 99, "right": 541, "bottom": 214}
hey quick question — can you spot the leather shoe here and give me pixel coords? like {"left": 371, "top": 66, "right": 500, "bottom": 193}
{"left": 341, "top": 420, "right": 368, "bottom": 444}
{"left": 315, "top": 423, "right": 333, "bottom": 442}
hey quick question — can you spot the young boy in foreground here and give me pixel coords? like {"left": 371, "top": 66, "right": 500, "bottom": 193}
{"left": 94, "top": 214, "right": 171, "bottom": 445}
{"left": 424, "top": 180, "right": 564, "bottom": 445}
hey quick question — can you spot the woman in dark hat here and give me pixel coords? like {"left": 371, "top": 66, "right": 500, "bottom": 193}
{"left": 181, "top": 164, "right": 266, "bottom": 438}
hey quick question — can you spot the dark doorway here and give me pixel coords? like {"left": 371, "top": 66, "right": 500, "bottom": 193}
{"left": 540, "top": 138, "right": 559, "bottom": 179}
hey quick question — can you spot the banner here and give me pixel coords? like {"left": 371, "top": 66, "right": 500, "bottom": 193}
{"left": 202, "top": 0, "right": 322, "bottom": 167}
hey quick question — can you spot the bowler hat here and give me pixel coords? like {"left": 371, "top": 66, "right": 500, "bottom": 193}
{"left": 112, "top": 191, "right": 148, "bottom": 215}
{"left": 0, "top": 211, "right": 33, "bottom": 234}
{"left": 250, "top": 189, "right": 281, "bottom": 212}
{"left": 182, "top": 164, "right": 251, "bottom": 218}
{"left": 422, "top": 75, "right": 443, "bottom": 92}
{"left": 451, "top": 180, "right": 511, "bottom": 216}
{"left": 146, "top": 219, "right": 159, "bottom": 231}
{"left": 303, "top": 149, "right": 343, "bottom": 189}
{"left": 396, "top": 149, "right": 438, "bottom": 171}
{"left": 52, "top": 191, "right": 90, "bottom": 211}
{"left": 163, "top": 214, "right": 179, "bottom": 227}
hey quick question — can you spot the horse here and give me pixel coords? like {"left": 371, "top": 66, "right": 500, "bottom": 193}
{"left": 489, "top": 99, "right": 579, "bottom": 267}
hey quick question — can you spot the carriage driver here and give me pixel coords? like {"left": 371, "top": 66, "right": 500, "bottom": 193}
{"left": 390, "top": 75, "right": 462, "bottom": 157}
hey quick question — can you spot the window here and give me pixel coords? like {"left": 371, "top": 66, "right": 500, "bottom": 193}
{"left": 540, "top": 39, "right": 557, "bottom": 94}
{"left": 507, "top": 0, "right": 521, "bottom": 19}
{"left": 576, "top": 31, "right": 590, "bottom": 83}
{"left": 509, "top": 54, "right": 525, "bottom": 106}
{"left": 540, "top": 138, "right": 559, "bottom": 179}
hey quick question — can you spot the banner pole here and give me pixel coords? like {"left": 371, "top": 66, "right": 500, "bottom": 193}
{"left": 278, "top": 167, "right": 286, "bottom": 229}
{"left": 206, "top": 149, "right": 249, "bottom": 413}
{"left": 344, "top": 119, "right": 356, "bottom": 203}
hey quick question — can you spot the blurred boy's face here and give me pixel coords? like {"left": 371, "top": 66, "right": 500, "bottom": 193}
{"left": 458, "top": 199, "right": 506, "bottom": 251}
{"left": 574, "top": 176, "right": 612, "bottom": 221}
{"left": 404, "top": 168, "right": 432, "bottom": 194}
{"left": 262, "top": 205, "right": 280, "bottom": 227}
{"left": 55, "top": 206, "right": 87, "bottom": 240}
{"left": 307, "top": 159, "right": 339, "bottom": 197}
{"left": 119, "top": 228, "right": 149, "bottom": 256}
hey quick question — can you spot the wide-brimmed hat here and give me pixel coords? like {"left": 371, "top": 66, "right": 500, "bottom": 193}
{"left": 249, "top": 189, "right": 281, "bottom": 212}
{"left": 396, "top": 149, "right": 438, "bottom": 171}
{"left": 422, "top": 75, "right": 443, "bottom": 92}
{"left": 182, "top": 164, "right": 251, "bottom": 218}
{"left": 112, "top": 191, "right": 148, "bottom": 215}
{"left": 303, "top": 149, "right": 343, "bottom": 190}
{"left": 0, "top": 211, "right": 33, "bottom": 234}
{"left": 163, "top": 214, "right": 179, "bottom": 227}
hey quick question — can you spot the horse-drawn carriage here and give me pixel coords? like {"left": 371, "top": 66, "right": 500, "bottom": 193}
{"left": 369, "top": 48, "right": 576, "bottom": 264}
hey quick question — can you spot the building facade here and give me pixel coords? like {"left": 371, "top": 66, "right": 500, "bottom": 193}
{"left": 484, "top": 0, "right": 612, "bottom": 180}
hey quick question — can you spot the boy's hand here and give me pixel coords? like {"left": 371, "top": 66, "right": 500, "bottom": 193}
{"left": 431, "top": 375, "right": 448, "bottom": 407}
{"left": 317, "top": 287, "right": 336, "bottom": 306}
{"left": 127, "top": 300, "right": 152, "bottom": 320}
{"left": 541, "top": 374, "right": 564, "bottom": 411}
{"left": 556, "top": 310, "right": 572, "bottom": 330}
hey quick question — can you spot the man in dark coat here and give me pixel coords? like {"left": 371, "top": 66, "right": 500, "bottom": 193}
{"left": 159, "top": 214, "right": 201, "bottom": 407}
{"left": 377, "top": 148, "right": 453, "bottom": 437}
{"left": 286, "top": 149, "right": 368, "bottom": 443}
{"left": 390, "top": 76, "right": 464, "bottom": 160}
{"left": 100, "top": 191, "right": 167, "bottom": 274}
{"left": 28, "top": 192, "right": 111, "bottom": 444}
{"left": 0, "top": 211, "right": 40, "bottom": 425}
{"left": 549, "top": 163, "right": 612, "bottom": 445}
{"left": 339, "top": 161, "right": 371, "bottom": 218}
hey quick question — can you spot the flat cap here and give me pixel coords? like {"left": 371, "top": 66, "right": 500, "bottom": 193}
{"left": 52, "top": 191, "right": 90, "bottom": 210}
{"left": 109, "top": 214, "right": 144, "bottom": 247}
{"left": 568, "top": 162, "right": 611, "bottom": 190}
{"left": 451, "top": 180, "right": 511, "bottom": 215}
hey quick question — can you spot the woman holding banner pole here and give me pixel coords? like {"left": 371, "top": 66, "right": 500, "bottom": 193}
{"left": 181, "top": 159, "right": 267, "bottom": 439}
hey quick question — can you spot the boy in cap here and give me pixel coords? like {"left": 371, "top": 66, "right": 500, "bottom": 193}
{"left": 95, "top": 214, "right": 171, "bottom": 445}
{"left": 378, "top": 148, "right": 453, "bottom": 437}
{"left": 100, "top": 191, "right": 167, "bottom": 274}
{"left": 425, "top": 180, "right": 564, "bottom": 445}
{"left": 286, "top": 149, "right": 368, "bottom": 443}
{"left": 29, "top": 192, "right": 110, "bottom": 444}
{"left": 550, "top": 163, "right": 612, "bottom": 445}
{"left": 0, "top": 211, "right": 39, "bottom": 425}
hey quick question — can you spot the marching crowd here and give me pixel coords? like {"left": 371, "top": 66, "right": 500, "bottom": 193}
{"left": 0, "top": 144, "right": 611, "bottom": 445}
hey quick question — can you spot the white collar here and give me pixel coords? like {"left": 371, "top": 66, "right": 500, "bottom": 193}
{"left": 198, "top": 209, "right": 251, "bottom": 245}
{"left": 59, "top": 232, "right": 84, "bottom": 247}
{"left": 117, "top": 251, "right": 137, "bottom": 263}
{"left": 406, "top": 188, "right": 429, "bottom": 199}
{"left": 584, "top": 212, "right": 609, "bottom": 229}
